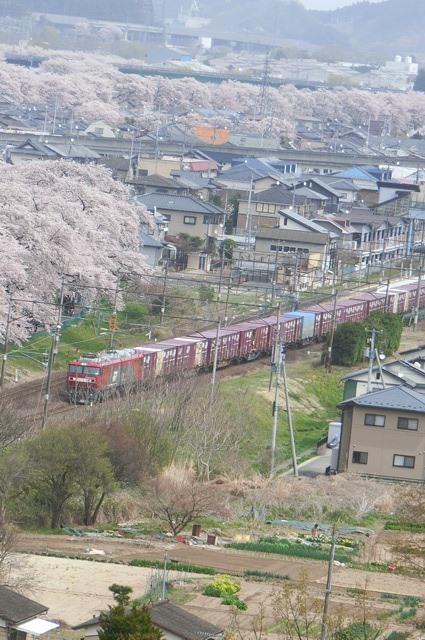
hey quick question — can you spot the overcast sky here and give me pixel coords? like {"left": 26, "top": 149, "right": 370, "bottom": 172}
{"left": 301, "top": 0, "right": 384, "bottom": 9}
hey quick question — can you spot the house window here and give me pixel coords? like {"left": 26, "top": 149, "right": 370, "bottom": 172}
{"left": 282, "top": 216, "right": 288, "bottom": 226}
{"left": 364, "top": 413, "right": 385, "bottom": 427}
{"left": 352, "top": 451, "right": 368, "bottom": 464}
{"left": 393, "top": 454, "right": 415, "bottom": 468}
{"left": 8, "top": 631, "right": 26, "bottom": 640}
{"left": 94, "top": 127, "right": 104, "bottom": 135}
{"left": 203, "top": 215, "right": 215, "bottom": 224}
{"left": 184, "top": 216, "right": 196, "bottom": 225}
{"left": 397, "top": 417, "right": 419, "bottom": 431}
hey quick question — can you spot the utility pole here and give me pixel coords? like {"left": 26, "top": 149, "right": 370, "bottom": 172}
{"left": 211, "top": 317, "right": 221, "bottom": 391}
{"left": 282, "top": 346, "right": 298, "bottom": 478}
{"left": 109, "top": 273, "right": 121, "bottom": 347}
{"left": 0, "top": 298, "right": 12, "bottom": 387}
{"left": 271, "top": 244, "right": 279, "bottom": 306}
{"left": 325, "top": 290, "right": 338, "bottom": 373}
{"left": 160, "top": 263, "right": 168, "bottom": 325}
{"left": 42, "top": 286, "right": 64, "bottom": 429}
{"left": 270, "top": 311, "right": 282, "bottom": 478}
{"left": 413, "top": 246, "right": 425, "bottom": 331}
{"left": 366, "top": 328, "right": 382, "bottom": 393}
{"left": 217, "top": 249, "right": 224, "bottom": 303}
{"left": 270, "top": 310, "right": 298, "bottom": 478}
{"left": 320, "top": 524, "right": 337, "bottom": 640}
{"left": 244, "top": 175, "right": 254, "bottom": 249}
{"left": 161, "top": 551, "right": 168, "bottom": 600}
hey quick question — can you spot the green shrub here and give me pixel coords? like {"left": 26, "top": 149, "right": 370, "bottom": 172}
{"left": 384, "top": 520, "right": 425, "bottom": 532}
{"left": 381, "top": 593, "right": 400, "bottom": 601}
{"left": 204, "top": 575, "right": 240, "bottom": 598}
{"left": 221, "top": 594, "right": 247, "bottom": 610}
{"left": 333, "top": 621, "right": 381, "bottom": 639}
{"left": 402, "top": 595, "right": 422, "bottom": 606}
{"left": 399, "top": 608, "right": 416, "bottom": 619}
{"left": 384, "top": 632, "right": 409, "bottom": 640}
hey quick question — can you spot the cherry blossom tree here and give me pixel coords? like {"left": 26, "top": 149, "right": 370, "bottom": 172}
{"left": 2, "top": 46, "right": 425, "bottom": 141}
{"left": 0, "top": 160, "right": 150, "bottom": 342}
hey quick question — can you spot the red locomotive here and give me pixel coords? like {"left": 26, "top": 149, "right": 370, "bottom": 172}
{"left": 66, "top": 279, "right": 425, "bottom": 404}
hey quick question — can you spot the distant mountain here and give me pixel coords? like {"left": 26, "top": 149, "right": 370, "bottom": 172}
{"left": 5, "top": 0, "right": 425, "bottom": 56}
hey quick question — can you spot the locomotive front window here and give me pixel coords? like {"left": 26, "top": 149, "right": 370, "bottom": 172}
{"left": 68, "top": 365, "right": 83, "bottom": 373}
{"left": 83, "top": 366, "right": 100, "bottom": 375}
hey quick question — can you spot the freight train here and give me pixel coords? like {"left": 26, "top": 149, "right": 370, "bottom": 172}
{"left": 66, "top": 279, "right": 425, "bottom": 404}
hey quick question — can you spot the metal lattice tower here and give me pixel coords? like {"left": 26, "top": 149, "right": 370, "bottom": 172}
{"left": 256, "top": 52, "right": 271, "bottom": 121}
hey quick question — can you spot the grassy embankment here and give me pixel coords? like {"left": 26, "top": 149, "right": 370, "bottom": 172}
{"left": 218, "top": 354, "right": 351, "bottom": 471}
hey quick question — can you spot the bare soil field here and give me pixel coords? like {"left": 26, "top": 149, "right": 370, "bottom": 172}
{"left": 12, "top": 531, "right": 425, "bottom": 633}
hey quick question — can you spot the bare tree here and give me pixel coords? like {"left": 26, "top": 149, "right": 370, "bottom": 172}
{"left": 143, "top": 464, "right": 227, "bottom": 536}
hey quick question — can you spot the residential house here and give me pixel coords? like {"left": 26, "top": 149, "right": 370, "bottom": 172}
{"left": 73, "top": 599, "right": 223, "bottom": 640}
{"left": 332, "top": 209, "right": 409, "bottom": 269}
{"left": 334, "top": 167, "right": 380, "bottom": 206}
{"left": 171, "top": 170, "right": 220, "bottom": 202}
{"left": 84, "top": 120, "right": 117, "bottom": 138}
{"left": 7, "top": 139, "right": 100, "bottom": 164}
{"left": 226, "top": 131, "right": 281, "bottom": 150}
{"left": 139, "top": 209, "right": 169, "bottom": 267}
{"left": 341, "top": 359, "right": 425, "bottom": 400}
{"left": 128, "top": 173, "right": 186, "bottom": 196}
{"left": 292, "top": 176, "right": 340, "bottom": 213}
{"left": 303, "top": 174, "right": 359, "bottom": 206}
{"left": 253, "top": 226, "right": 330, "bottom": 290}
{"left": 0, "top": 585, "right": 59, "bottom": 640}
{"left": 98, "top": 156, "right": 135, "bottom": 182}
{"left": 337, "top": 386, "right": 425, "bottom": 481}
{"left": 237, "top": 183, "right": 301, "bottom": 230}
{"left": 135, "top": 192, "right": 226, "bottom": 270}
{"left": 214, "top": 164, "right": 283, "bottom": 196}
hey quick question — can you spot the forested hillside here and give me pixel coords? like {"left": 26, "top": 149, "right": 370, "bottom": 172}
{"left": 5, "top": 0, "right": 425, "bottom": 55}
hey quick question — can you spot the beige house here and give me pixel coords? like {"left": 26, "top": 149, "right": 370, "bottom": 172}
{"left": 337, "top": 386, "right": 425, "bottom": 481}
{"left": 0, "top": 586, "right": 58, "bottom": 640}
{"left": 84, "top": 120, "right": 117, "bottom": 138}
{"left": 135, "top": 193, "right": 225, "bottom": 241}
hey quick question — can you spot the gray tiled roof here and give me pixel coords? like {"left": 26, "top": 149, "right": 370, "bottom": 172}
{"left": 339, "top": 385, "right": 425, "bottom": 412}
{"left": 0, "top": 586, "right": 47, "bottom": 624}
{"left": 74, "top": 601, "right": 223, "bottom": 640}
{"left": 135, "top": 193, "right": 226, "bottom": 215}
{"left": 149, "top": 601, "right": 223, "bottom": 640}
{"left": 255, "top": 228, "right": 328, "bottom": 245}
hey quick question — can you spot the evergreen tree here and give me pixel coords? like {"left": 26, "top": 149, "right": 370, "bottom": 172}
{"left": 364, "top": 311, "right": 403, "bottom": 356}
{"left": 98, "top": 584, "right": 162, "bottom": 640}
{"left": 325, "top": 322, "right": 365, "bottom": 366}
